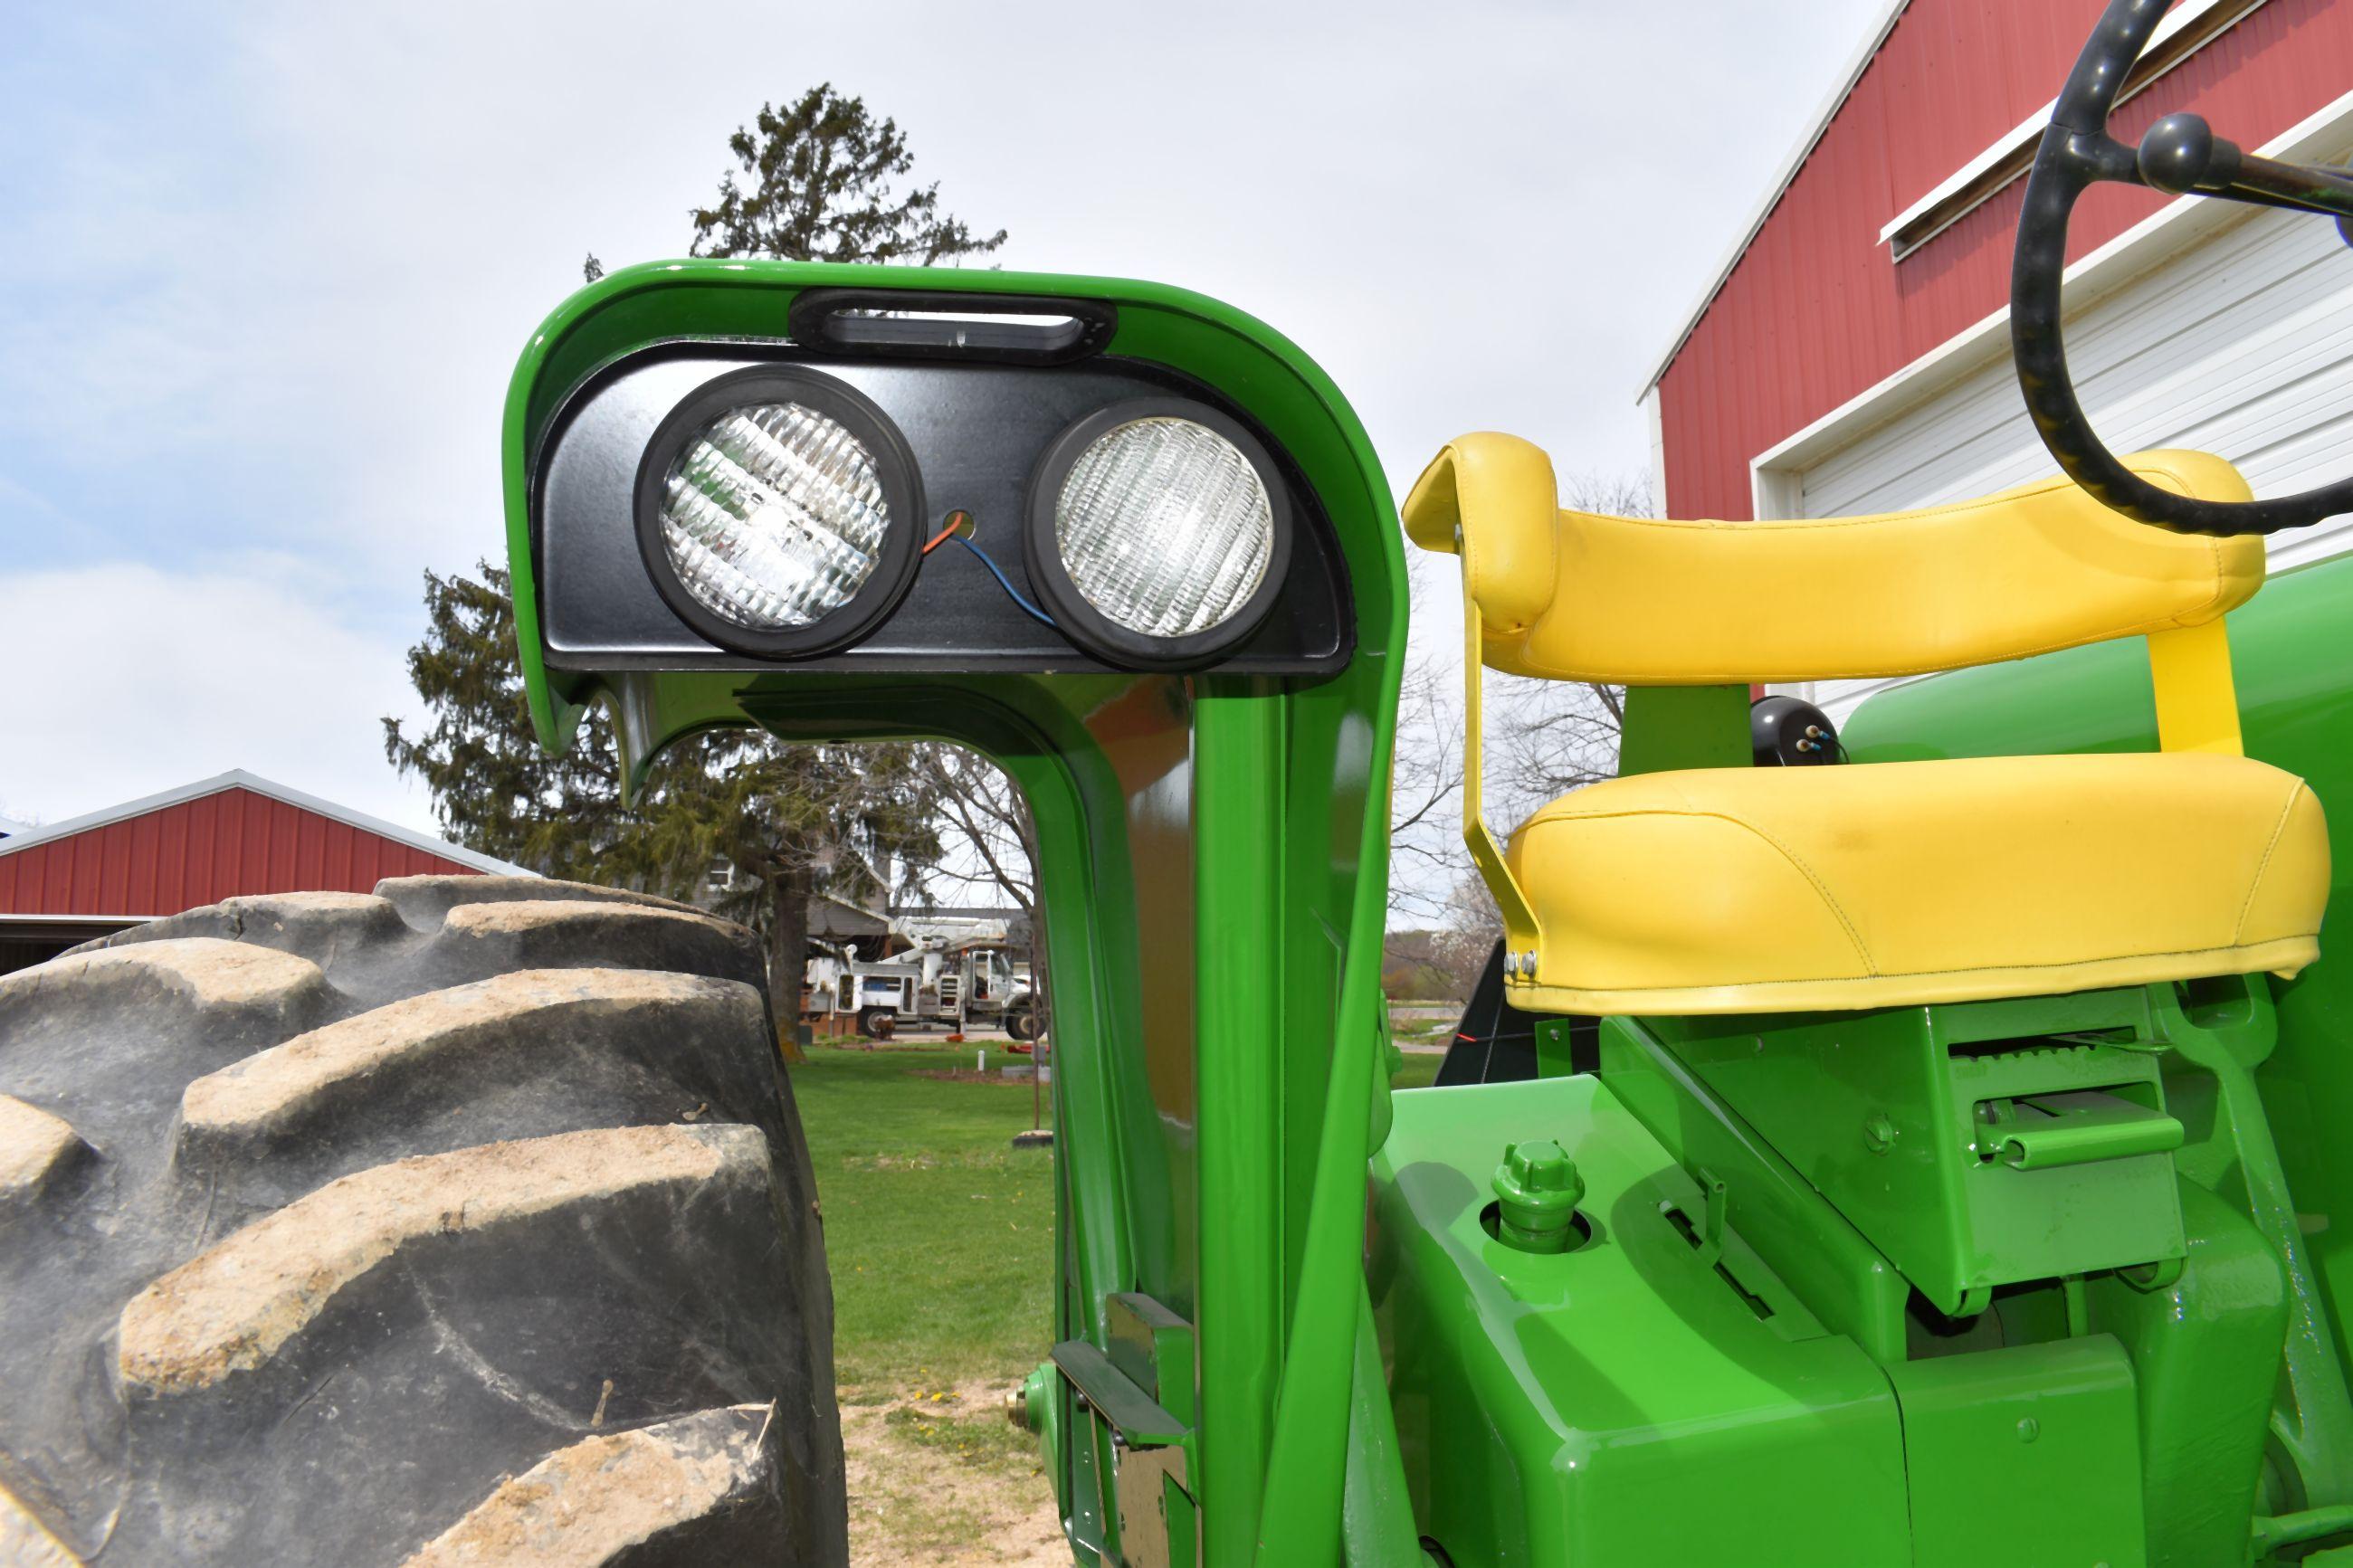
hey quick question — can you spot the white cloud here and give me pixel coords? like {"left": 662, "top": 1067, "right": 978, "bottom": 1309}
{"left": 0, "top": 0, "right": 1891, "bottom": 841}
{"left": 0, "top": 561, "right": 442, "bottom": 834}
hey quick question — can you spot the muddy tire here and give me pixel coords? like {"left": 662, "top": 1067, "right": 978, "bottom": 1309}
{"left": 0, "top": 877, "right": 843, "bottom": 1567}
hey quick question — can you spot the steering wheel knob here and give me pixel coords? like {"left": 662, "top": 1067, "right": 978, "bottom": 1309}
{"left": 2138, "top": 114, "right": 2230, "bottom": 195}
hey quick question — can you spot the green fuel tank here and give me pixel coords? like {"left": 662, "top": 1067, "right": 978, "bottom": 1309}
{"left": 1842, "top": 547, "right": 2353, "bottom": 1373}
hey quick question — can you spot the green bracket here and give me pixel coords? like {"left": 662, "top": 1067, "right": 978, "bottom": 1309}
{"left": 1055, "top": 1295, "right": 1203, "bottom": 1568}
{"left": 1053, "top": 1337, "right": 1190, "bottom": 1448}
{"left": 1600, "top": 1014, "right": 1910, "bottom": 1364}
{"left": 1648, "top": 990, "right": 2187, "bottom": 1315}
{"left": 2150, "top": 979, "right": 2353, "bottom": 1511}
{"left": 1534, "top": 1016, "right": 1580, "bottom": 1078}
{"left": 1617, "top": 684, "right": 1753, "bottom": 775}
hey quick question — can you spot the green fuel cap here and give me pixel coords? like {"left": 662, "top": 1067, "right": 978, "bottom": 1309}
{"left": 1491, "top": 1139, "right": 1587, "bottom": 1254}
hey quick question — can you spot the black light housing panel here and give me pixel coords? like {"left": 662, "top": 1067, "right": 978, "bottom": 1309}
{"left": 532, "top": 342, "right": 1352, "bottom": 677}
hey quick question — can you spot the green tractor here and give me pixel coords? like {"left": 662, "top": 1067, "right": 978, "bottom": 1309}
{"left": 8, "top": 1, "right": 2353, "bottom": 1563}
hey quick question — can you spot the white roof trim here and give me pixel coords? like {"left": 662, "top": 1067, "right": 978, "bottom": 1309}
{"left": 1637, "top": 0, "right": 1911, "bottom": 397}
{"left": 1877, "top": 100, "right": 2057, "bottom": 252}
{"left": 0, "top": 815, "right": 26, "bottom": 838}
{"left": 1878, "top": 0, "right": 2268, "bottom": 257}
{"left": 0, "top": 770, "right": 536, "bottom": 879}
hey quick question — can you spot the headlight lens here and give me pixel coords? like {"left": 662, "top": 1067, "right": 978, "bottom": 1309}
{"left": 657, "top": 403, "right": 890, "bottom": 630}
{"left": 1053, "top": 417, "right": 1274, "bottom": 637}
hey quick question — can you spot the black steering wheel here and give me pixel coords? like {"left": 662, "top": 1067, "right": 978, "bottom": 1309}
{"left": 2013, "top": 0, "right": 2353, "bottom": 535}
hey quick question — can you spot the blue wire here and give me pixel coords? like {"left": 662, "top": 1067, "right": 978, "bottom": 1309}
{"left": 952, "top": 533, "right": 1056, "bottom": 628}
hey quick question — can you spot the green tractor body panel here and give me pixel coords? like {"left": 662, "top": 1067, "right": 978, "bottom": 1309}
{"left": 1847, "top": 552, "right": 2353, "bottom": 1375}
{"left": 1367, "top": 564, "right": 2353, "bottom": 1562}
{"left": 502, "top": 261, "right": 1407, "bottom": 1566}
{"left": 1371, "top": 1074, "right": 1916, "bottom": 1564}
{"left": 507, "top": 259, "right": 2353, "bottom": 1566}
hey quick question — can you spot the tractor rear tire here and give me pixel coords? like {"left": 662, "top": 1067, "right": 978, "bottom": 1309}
{"left": 0, "top": 876, "right": 843, "bottom": 1568}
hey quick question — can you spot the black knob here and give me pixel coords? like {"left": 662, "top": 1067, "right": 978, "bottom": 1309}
{"left": 1750, "top": 695, "right": 1840, "bottom": 767}
{"left": 2139, "top": 113, "right": 2238, "bottom": 195}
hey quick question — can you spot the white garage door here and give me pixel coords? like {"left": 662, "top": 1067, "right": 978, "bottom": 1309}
{"left": 1790, "top": 199, "right": 2353, "bottom": 717}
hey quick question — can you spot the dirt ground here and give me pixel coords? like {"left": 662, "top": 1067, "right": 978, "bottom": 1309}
{"left": 840, "top": 1378, "right": 1068, "bottom": 1565}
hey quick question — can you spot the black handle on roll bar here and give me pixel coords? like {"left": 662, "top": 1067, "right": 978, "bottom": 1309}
{"left": 2012, "top": 0, "right": 2353, "bottom": 535}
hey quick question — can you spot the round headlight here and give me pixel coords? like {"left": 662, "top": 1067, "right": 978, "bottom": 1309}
{"left": 1024, "top": 399, "right": 1291, "bottom": 669}
{"left": 634, "top": 368, "right": 921, "bottom": 659}
{"left": 660, "top": 404, "right": 887, "bottom": 628}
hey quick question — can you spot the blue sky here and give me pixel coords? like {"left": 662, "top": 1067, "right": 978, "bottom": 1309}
{"left": 0, "top": 0, "right": 1888, "bottom": 834}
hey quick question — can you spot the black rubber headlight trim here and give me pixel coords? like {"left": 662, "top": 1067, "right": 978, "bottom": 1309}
{"left": 633, "top": 365, "right": 926, "bottom": 660}
{"left": 1020, "top": 397, "right": 1294, "bottom": 672}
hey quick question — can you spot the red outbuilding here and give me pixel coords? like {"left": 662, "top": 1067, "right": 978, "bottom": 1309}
{"left": 0, "top": 770, "right": 528, "bottom": 974}
{"left": 1643, "top": 0, "right": 2353, "bottom": 716}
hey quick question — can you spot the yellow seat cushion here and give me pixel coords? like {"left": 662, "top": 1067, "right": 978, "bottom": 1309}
{"left": 1505, "top": 753, "right": 2327, "bottom": 1015}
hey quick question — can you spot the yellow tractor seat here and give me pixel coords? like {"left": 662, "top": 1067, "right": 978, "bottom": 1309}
{"left": 1504, "top": 750, "right": 2325, "bottom": 1016}
{"left": 1405, "top": 431, "right": 2331, "bottom": 1017}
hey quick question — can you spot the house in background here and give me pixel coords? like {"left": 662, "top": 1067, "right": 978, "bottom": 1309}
{"left": 1642, "top": 0, "right": 2353, "bottom": 717}
{"left": 0, "top": 769, "right": 529, "bottom": 975}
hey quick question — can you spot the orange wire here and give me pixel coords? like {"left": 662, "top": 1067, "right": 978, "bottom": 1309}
{"left": 921, "top": 511, "right": 969, "bottom": 556}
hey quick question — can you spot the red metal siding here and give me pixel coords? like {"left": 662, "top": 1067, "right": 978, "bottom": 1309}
{"left": 0, "top": 788, "right": 481, "bottom": 917}
{"left": 1657, "top": 0, "right": 2353, "bottom": 518}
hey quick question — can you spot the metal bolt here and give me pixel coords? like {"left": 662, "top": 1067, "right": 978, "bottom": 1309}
{"left": 1491, "top": 1138, "right": 1586, "bottom": 1254}
{"left": 1862, "top": 1112, "right": 1899, "bottom": 1155}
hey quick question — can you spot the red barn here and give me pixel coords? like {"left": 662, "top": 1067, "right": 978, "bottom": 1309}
{"left": 0, "top": 770, "right": 528, "bottom": 974}
{"left": 1643, "top": 0, "right": 2353, "bottom": 716}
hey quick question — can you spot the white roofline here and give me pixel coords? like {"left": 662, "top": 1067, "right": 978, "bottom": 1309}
{"left": 1638, "top": 0, "right": 1911, "bottom": 398}
{"left": 0, "top": 769, "right": 535, "bottom": 879}
{"left": 1878, "top": 0, "right": 2265, "bottom": 255}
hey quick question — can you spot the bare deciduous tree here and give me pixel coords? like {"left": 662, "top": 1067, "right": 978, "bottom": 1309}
{"left": 1387, "top": 641, "right": 1468, "bottom": 927}
{"left": 1490, "top": 469, "right": 1651, "bottom": 813}
{"left": 1431, "top": 871, "right": 1504, "bottom": 998}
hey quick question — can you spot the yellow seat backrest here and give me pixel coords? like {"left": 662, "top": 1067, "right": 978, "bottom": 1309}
{"left": 1403, "top": 433, "right": 2262, "bottom": 686}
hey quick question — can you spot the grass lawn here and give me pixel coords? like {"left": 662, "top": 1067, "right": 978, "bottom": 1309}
{"left": 1393, "top": 1048, "right": 1444, "bottom": 1090}
{"left": 790, "top": 1041, "right": 1063, "bottom": 1564}
{"left": 785, "top": 1034, "right": 1452, "bottom": 1563}
{"left": 792, "top": 1042, "right": 1057, "bottom": 1390}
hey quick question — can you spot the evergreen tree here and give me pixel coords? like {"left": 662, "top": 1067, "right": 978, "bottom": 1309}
{"left": 385, "top": 566, "right": 938, "bottom": 1024}
{"left": 388, "top": 85, "right": 1005, "bottom": 1030}
{"left": 690, "top": 85, "right": 1005, "bottom": 265}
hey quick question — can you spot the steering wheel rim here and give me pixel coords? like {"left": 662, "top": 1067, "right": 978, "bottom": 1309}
{"left": 2012, "top": 0, "right": 2353, "bottom": 536}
